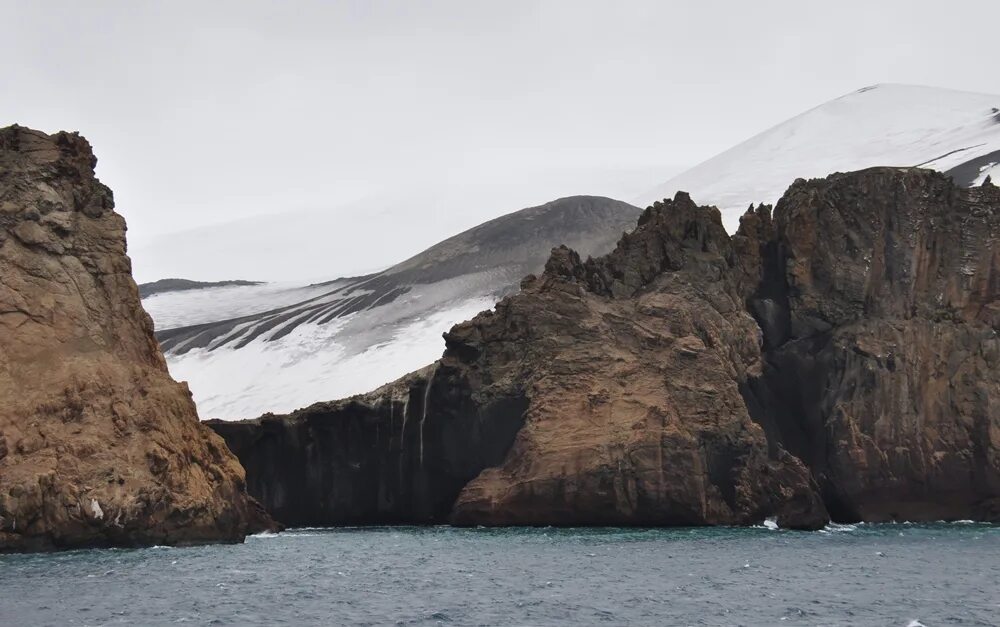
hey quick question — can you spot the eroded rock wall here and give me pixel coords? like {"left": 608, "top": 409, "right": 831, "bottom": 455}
{"left": 211, "top": 167, "right": 1000, "bottom": 528}
{"left": 0, "top": 126, "right": 274, "bottom": 551}
{"left": 443, "top": 194, "right": 826, "bottom": 528}
{"left": 740, "top": 169, "right": 1000, "bottom": 522}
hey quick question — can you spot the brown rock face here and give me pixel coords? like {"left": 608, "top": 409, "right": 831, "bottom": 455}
{"left": 444, "top": 194, "right": 826, "bottom": 528}
{"left": 211, "top": 167, "right": 1000, "bottom": 528}
{"left": 0, "top": 126, "right": 274, "bottom": 552}
{"left": 740, "top": 169, "right": 1000, "bottom": 522}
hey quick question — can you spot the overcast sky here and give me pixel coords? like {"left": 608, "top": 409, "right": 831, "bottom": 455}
{"left": 4, "top": 1, "right": 1000, "bottom": 282}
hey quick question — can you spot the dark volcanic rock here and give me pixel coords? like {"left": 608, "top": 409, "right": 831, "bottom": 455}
{"left": 740, "top": 168, "right": 1000, "bottom": 522}
{"left": 945, "top": 151, "right": 999, "bottom": 187}
{"left": 0, "top": 125, "right": 276, "bottom": 552}
{"left": 207, "top": 367, "right": 527, "bottom": 526}
{"left": 210, "top": 167, "right": 1000, "bottom": 528}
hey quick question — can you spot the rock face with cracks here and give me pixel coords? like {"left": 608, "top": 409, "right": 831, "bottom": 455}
{"left": 0, "top": 125, "right": 275, "bottom": 552}
{"left": 212, "top": 167, "right": 1000, "bottom": 529}
{"left": 444, "top": 193, "right": 828, "bottom": 528}
{"left": 739, "top": 168, "right": 1000, "bottom": 522}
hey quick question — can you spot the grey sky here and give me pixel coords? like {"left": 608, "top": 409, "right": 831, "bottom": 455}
{"left": 4, "top": 1, "right": 999, "bottom": 282}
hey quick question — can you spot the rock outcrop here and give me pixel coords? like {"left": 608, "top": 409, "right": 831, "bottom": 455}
{"left": 0, "top": 125, "right": 275, "bottom": 552}
{"left": 739, "top": 169, "right": 1000, "bottom": 522}
{"left": 444, "top": 194, "right": 827, "bottom": 528}
{"left": 211, "top": 167, "right": 1000, "bottom": 528}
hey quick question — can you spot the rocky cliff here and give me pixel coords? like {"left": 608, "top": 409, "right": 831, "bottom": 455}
{"left": 211, "top": 167, "right": 1000, "bottom": 528}
{"left": 738, "top": 169, "right": 1000, "bottom": 522}
{"left": 209, "top": 367, "right": 527, "bottom": 526}
{"left": 0, "top": 125, "right": 275, "bottom": 552}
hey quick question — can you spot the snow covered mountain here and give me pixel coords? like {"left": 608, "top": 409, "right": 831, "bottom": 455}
{"left": 637, "top": 84, "right": 1000, "bottom": 231}
{"left": 144, "top": 196, "right": 640, "bottom": 419}
{"left": 147, "top": 83, "right": 1000, "bottom": 421}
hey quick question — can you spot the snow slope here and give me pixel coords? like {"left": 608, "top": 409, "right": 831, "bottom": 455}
{"left": 148, "top": 196, "right": 640, "bottom": 419}
{"left": 165, "top": 293, "right": 496, "bottom": 421}
{"left": 142, "top": 281, "right": 337, "bottom": 329}
{"left": 637, "top": 84, "right": 1000, "bottom": 231}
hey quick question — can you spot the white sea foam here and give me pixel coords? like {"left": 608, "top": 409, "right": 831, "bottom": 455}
{"left": 246, "top": 531, "right": 281, "bottom": 540}
{"left": 819, "top": 523, "right": 858, "bottom": 534}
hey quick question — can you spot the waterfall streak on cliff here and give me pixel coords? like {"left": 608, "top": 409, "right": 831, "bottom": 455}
{"left": 419, "top": 365, "right": 438, "bottom": 468}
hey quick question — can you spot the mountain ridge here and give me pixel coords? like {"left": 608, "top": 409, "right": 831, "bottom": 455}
{"left": 149, "top": 195, "right": 641, "bottom": 418}
{"left": 148, "top": 83, "right": 1000, "bottom": 420}
{"left": 636, "top": 83, "right": 1000, "bottom": 231}
{"left": 139, "top": 278, "right": 264, "bottom": 299}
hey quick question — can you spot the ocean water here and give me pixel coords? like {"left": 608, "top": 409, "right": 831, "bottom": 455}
{"left": 1, "top": 524, "right": 998, "bottom": 626}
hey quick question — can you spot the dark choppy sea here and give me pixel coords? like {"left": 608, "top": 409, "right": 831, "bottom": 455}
{"left": 1, "top": 524, "right": 998, "bottom": 626}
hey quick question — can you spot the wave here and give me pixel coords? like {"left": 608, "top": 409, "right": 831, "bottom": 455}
{"left": 246, "top": 531, "right": 281, "bottom": 540}
{"left": 819, "top": 523, "right": 858, "bottom": 533}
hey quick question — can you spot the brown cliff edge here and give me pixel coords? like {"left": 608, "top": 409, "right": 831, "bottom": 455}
{"left": 212, "top": 167, "right": 1000, "bottom": 530}
{"left": 0, "top": 125, "right": 276, "bottom": 552}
